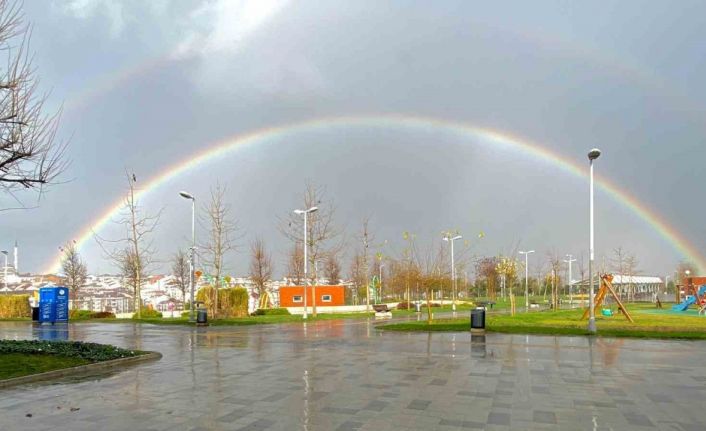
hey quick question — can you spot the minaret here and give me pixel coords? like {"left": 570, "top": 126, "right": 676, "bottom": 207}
{"left": 13, "top": 240, "right": 17, "bottom": 274}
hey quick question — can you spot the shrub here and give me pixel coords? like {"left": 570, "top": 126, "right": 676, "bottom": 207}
{"left": 196, "top": 286, "right": 248, "bottom": 318}
{"left": 133, "top": 308, "right": 162, "bottom": 319}
{"left": 0, "top": 295, "right": 30, "bottom": 318}
{"left": 252, "top": 308, "right": 290, "bottom": 316}
{"left": 421, "top": 302, "right": 441, "bottom": 308}
{"left": 0, "top": 339, "right": 141, "bottom": 362}
{"left": 90, "top": 311, "right": 116, "bottom": 319}
{"left": 69, "top": 309, "right": 92, "bottom": 320}
{"left": 396, "top": 302, "right": 414, "bottom": 310}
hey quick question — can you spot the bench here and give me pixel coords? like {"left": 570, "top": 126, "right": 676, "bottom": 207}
{"left": 476, "top": 301, "right": 496, "bottom": 310}
{"left": 373, "top": 304, "right": 389, "bottom": 313}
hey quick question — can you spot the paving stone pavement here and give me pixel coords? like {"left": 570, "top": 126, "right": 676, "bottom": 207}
{"left": 1, "top": 319, "right": 705, "bottom": 430}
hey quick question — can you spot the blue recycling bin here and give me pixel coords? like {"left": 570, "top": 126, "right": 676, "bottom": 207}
{"left": 38, "top": 287, "right": 69, "bottom": 324}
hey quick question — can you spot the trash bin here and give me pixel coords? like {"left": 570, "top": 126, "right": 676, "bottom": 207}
{"left": 197, "top": 308, "right": 208, "bottom": 325}
{"left": 31, "top": 307, "right": 39, "bottom": 321}
{"left": 415, "top": 302, "right": 421, "bottom": 313}
{"left": 470, "top": 307, "right": 485, "bottom": 334}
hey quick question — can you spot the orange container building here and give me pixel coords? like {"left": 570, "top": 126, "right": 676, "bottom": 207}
{"left": 279, "top": 285, "right": 346, "bottom": 307}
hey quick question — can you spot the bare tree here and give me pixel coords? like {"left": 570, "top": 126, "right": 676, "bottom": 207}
{"left": 324, "top": 253, "right": 341, "bottom": 284}
{"left": 0, "top": 1, "right": 68, "bottom": 206}
{"left": 60, "top": 240, "right": 87, "bottom": 308}
{"left": 279, "top": 181, "right": 343, "bottom": 317}
{"left": 249, "top": 237, "right": 273, "bottom": 305}
{"left": 286, "top": 243, "right": 304, "bottom": 285}
{"left": 171, "top": 249, "right": 189, "bottom": 305}
{"left": 95, "top": 172, "right": 160, "bottom": 318}
{"left": 201, "top": 183, "right": 238, "bottom": 319}
{"left": 546, "top": 251, "right": 562, "bottom": 309}
{"left": 611, "top": 247, "right": 627, "bottom": 298}
{"left": 358, "top": 217, "right": 374, "bottom": 311}
{"left": 625, "top": 254, "right": 640, "bottom": 301}
{"left": 349, "top": 250, "right": 366, "bottom": 304}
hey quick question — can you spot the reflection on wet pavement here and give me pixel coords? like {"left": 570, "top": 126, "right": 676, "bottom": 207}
{"left": 1, "top": 319, "right": 705, "bottom": 430}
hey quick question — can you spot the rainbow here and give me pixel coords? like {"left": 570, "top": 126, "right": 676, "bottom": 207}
{"left": 43, "top": 114, "right": 706, "bottom": 273}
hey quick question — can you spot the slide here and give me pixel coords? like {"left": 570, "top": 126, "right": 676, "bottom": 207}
{"left": 672, "top": 295, "right": 696, "bottom": 311}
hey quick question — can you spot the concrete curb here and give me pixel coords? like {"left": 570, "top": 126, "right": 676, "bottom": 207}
{"left": 0, "top": 351, "right": 162, "bottom": 389}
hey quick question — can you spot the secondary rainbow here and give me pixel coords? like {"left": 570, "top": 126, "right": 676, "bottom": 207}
{"left": 44, "top": 114, "right": 706, "bottom": 273}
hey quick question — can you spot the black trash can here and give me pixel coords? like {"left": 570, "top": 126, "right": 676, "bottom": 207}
{"left": 31, "top": 307, "right": 39, "bottom": 321}
{"left": 470, "top": 307, "right": 485, "bottom": 334}
{"left": 197, "top": 308, "right": 208, "bottom": 325}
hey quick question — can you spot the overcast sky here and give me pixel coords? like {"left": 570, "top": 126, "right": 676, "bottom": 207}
{"left": 2, "top": 0, "right": 705, "bottom": 278}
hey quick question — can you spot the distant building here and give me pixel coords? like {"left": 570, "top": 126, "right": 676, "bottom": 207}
{"left": 575, "top": 274, "right": 664, "bottom": 301}
{"left": 279, "top": 285, "right": 346, "bottom": 307}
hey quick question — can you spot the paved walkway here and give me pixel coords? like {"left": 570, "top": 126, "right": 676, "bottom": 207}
{"left": 1, "top": 319, "right": 705, "bottom": 430}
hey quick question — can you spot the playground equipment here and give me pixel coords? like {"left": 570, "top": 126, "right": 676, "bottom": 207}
{"left": 672, "top": 285, "right": 706, "bottom": 312}
{"left": 581, "top": 274, "right": 634, "bottom": 323}
{"left": 368, "top": 275, "right": 381, "bottom": 304}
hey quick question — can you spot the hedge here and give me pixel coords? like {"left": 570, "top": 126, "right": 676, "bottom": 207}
{"left": 252, "top": 308, "right": 290, "bottom": 316}
{"left": 0, "top": 295, "right": 30, "bottom": 318}
{"left": 196, "top": 286, "right": 248, "bottom": 317}
{"left": 0, "top": 340, "right": 141, "bottom": 362}
{"left": 69, "top": 310, "right": 116, "bottom": 319}
{"left": 133, "top": 307, "right": 162, "bottom": 319}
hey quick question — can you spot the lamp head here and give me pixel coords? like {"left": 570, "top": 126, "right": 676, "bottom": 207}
{"left": 179, "top": 191, "right": 195, "bottom": 200}
{"left": 588, "top": 148, "right": 601, "bottom": 161}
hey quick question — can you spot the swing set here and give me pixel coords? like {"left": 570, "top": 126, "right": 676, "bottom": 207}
{"left": 581, "top": 274, "right": 634, "bottom": 323}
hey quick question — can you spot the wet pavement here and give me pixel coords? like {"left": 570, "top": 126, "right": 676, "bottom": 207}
{"left": 1, "top": 319, "right": 705, "bottom": 430}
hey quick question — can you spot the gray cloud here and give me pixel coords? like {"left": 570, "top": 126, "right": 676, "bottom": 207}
{"left": 3, "top": 0, "right": 704, "bottom": 277}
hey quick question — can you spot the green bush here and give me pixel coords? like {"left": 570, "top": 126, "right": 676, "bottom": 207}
{"left": 0, "top": 295, "right": 30, "bottom": 318}
{"left": 0, "top": 339, "right": 141, "bottom": 362}
{"left": 69, "top": 309, "right": 92, "bottom": 320}
{"left": 252, "top": 308, "right": 290, "bottom": 316}
{"left": 133, "top": 308, "right": 162, "bottom": 319}
{"left": 69, "top": 310, "right": 116, "bottom": 319}
{"left": 196, "top": 286, "right": 248, "bottom": 317}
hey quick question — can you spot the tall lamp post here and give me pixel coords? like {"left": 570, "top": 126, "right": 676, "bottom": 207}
{"left": 588, "top": 148, "right": 601, "bottom": 334}
{"left": 294, "top": 206, "right": 318, "bottom": 319}
{"left": 519, "top": 250, "right": 534, "bottom": 309}
{"left": 564, "top": 254, "right": 576, "bottom": 307}
{"left": 179, "top": 191, "right": 196, "bottom": 322}
{"left": 443, "top": 234, "right": 462, "bottom": 311}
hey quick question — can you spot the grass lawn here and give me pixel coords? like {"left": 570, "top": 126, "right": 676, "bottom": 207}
{"left": 379, "top": 303, "right": 706, "bottom": 340}
{"left": 0, "top": 353, "right": 89, "bottom": 380}
{"left": 0, "top": 340, "right": 144, "bottom": 381}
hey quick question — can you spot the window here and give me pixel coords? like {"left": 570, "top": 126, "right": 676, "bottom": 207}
{"left": 321, "top": 294, "right": 332, "bottom": 302}
{"left": 293, "top": 295, "right": 303, "bottom": 303}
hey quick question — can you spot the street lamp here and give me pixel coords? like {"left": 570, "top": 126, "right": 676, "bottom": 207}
{"left": 294, "top": 206, "right": 318, "bottom": 319}
{"left": 564, "top": 254, "right": 577, "bottom": 307}
{"left": 1, "top": 251, "right": 7, "bottom": 292}
{"left": 588, "top": 148, "right": 601, "bottom": 333}
{"left": 179, "top": 191, "right": 196, "bottom": 322}
{"left": 519, "top": 250, "right": 535, "bottom": 309}
{"left": 443, "top": 234, "right": 462, "bottom": 311}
